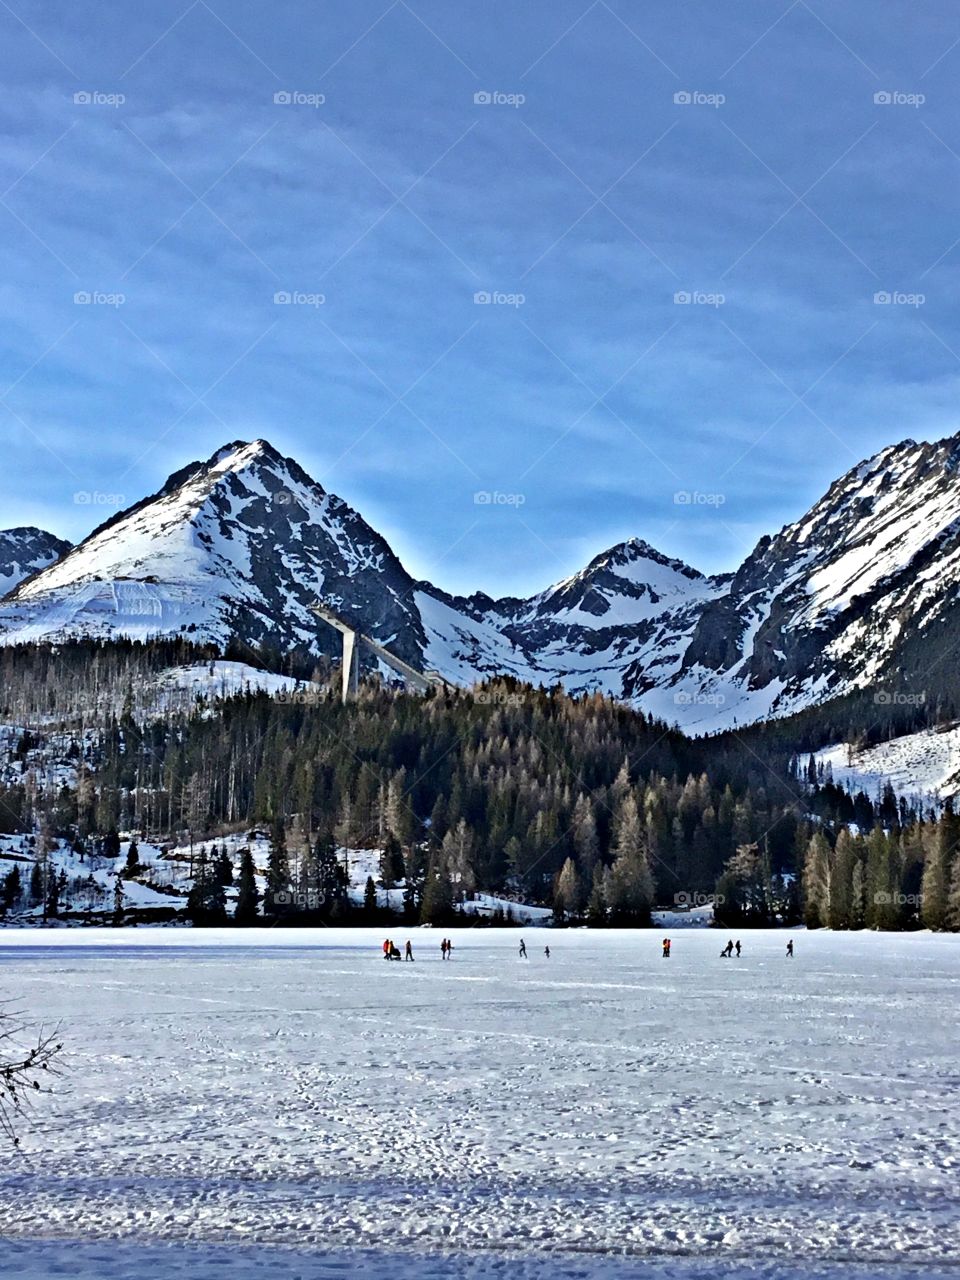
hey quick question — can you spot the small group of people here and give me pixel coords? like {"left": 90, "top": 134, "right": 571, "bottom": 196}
{"left": 380, "top": 935, "right": 795, "bottom": 963}
{"left": 382, "top": 938, "right": 414, "bottom": 962}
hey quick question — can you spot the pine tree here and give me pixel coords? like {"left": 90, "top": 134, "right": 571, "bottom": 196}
{"left": 802, "top": 832, "right": 831, "bottom": 928}
{"left": 122, "top": 839, "right": 141, "bottom": 878}
{"left": 441, "top": 820, "right": 477, "bottom": 898}
{"left": 945, "top": 853, "right": 960, "bottom": 931}
{"left": 28, "top": 861, "right": 42, "bottom": 906}
{"left": 586, "top": 863, "right": 607, "bottom": 927}
{"left": 572, "top": 795, "right": 598, "bottom": 874}
{"left": 922, "top": 807, "right": 957, "bottom": 930}
{"left": 363, "top": 875, "right": 378, "bottom": 918}
{"left": 234, "top": 847, "right": 260, "bottom": 926}
{"left": 2, "top": 865, "right": 22, "bottom": 914}
{"left": 554, "top": 856, "right": 584, "bottom": 921}
{"left": 266, "top": 818, "right": 291, "bottom": 915}
{"left": 828, "top": 829, "right": 857, "bottom": 930}
{"left": 866, "top": 826, "right": 901, "bottom": 930}
{"left": 606, "top": 794, "right": 654, "bottom": 924}
{"left": 187, "top": 846, "right": 227, "bottom": 925}
{"left": 314, "top": 830, "right": 343, "bottom": 911}
{"left": 213, "top": 845, "right": 234, "bottom": 887}
{"left": 46, "top": 869, "right": 61, "bottom": 919}
{"left": 380, "top": 832, "right": 405, "bottom": 888}
{"left": 421, "top": 859, "right": 454, "bottom": 924}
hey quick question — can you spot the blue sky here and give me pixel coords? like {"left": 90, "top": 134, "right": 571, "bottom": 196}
{"left": 2, "top": 1, "right": 960, "bottom": 595}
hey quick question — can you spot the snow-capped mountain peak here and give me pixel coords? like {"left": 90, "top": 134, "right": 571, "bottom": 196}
{"left": 4, "top": 431, "right": 960, "bottom": 730}
{"left": 0, "top": 527, "right": 71, "bottom": 598}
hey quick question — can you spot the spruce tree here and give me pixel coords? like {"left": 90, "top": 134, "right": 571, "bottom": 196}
{"left": 380, "top": 833, "right": 404, "bottom": 888}
{"left": 122, "top": 840, "right": 141, "bottom": 878}
{"left": 421, "top": 860, "right": 454, "bottom": 924}
{"left": 2, "top": 865, "right": 21, "bottom": 913}
{"left": 28, "top": 861, "right": 42, "bottom": 906}
{"left": 314, "top": 830, "right": 343, "bottom": 911}
{"left": 234, "top": 847, "right": 260, "bottom": 926}
{"left": 266, "top": 818, "right": 291, "bottom": 915}
{"left": 363, "top": 875, "right": 378, "bottom": 919}
{"left": 213, "top": 845, "right": 234, "bottom": 887}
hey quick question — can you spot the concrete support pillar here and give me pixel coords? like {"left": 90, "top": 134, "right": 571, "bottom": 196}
{"left": 341, "top": 628, "right": 360, "bottom": 703}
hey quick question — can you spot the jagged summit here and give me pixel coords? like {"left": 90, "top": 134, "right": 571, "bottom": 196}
{"left": 2, "top": 430, "right": 960, "bottom": 730}
{"left": 0, "top": 527, "right": 72, "bottom": 597}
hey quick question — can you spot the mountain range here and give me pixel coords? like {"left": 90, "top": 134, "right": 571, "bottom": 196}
{"left": 3, "top": 433, "right": 959, "bottom": 732}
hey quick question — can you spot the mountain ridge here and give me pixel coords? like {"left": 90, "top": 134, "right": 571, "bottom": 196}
{"left": 5, "top": 430, "right": 960, "bottom": 730}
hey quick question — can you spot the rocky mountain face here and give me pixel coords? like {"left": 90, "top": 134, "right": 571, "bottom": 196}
{"left": 674, "top": 436, "right": 960, "bottom": 726}
{"left": 0, "top": 527, "right": 71, "bottom": 597}
{"left": 3, "top": 434, "right": 960, "bottom": 730}
{"left": 0, "top": 442, "right": 427, "bottom": 665}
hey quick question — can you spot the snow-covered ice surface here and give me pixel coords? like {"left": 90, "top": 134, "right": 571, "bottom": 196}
{"left": 1, "top": 928, "right": 958, "bottom": 1279}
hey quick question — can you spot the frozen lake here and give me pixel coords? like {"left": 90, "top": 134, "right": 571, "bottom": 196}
{"left": 1, "top": 927, "right": 958, "bottom": 1279}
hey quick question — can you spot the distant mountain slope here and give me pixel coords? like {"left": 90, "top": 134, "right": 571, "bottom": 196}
{"left": 672, "top": 435, "right": 960, "bottom": 726}
{"left": 0, "top": 441, "right": 425, "bottom": 663}
{"left": 0, "top": 527, "right": 71, "bottom": 596}
{"left": 4, "top": 433, "right": 960, "bottom": 730}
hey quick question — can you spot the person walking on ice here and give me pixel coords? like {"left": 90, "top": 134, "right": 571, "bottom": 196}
{"left": 519, "top": 938, "right": 527, "bottom": 959}
{"left": 735, "top": 940, "right": 742, "bottom": 957}
{"left": 720, "top": 940, "right": 734, "bottom": 958}
{"left": 544, "top": 945, "right": 550, "bottom": 958}
{"left": 661, "top": 938, "right": 671, "bottom": 958}
{"left": 405, "top": 940, "right": 414, "bottom": 962}
{"left": 786, "top": 939, "right": 794, "bottom": 958}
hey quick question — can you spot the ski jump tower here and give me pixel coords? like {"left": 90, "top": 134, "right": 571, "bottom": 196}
{"left": 310, "top": 601, "right": 450, "bottom": 704}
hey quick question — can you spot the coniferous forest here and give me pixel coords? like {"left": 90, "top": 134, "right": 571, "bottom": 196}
{"left": 1, "top": 638, "right": 959, "bottom": 929}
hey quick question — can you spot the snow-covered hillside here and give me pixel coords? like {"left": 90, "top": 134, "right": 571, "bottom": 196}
{"left": 813, "top": 723, "right": 960, "bottom": 807}
{"left": 5, "top": 433, "right": 960, "bottom": 733}
{"left": 0, "top": 830, "right": 551, "bottom": 927}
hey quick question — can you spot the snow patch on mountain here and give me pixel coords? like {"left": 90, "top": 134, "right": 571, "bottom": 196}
{"left": 813, "top": 724, "right": 960, "bottom": 806}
